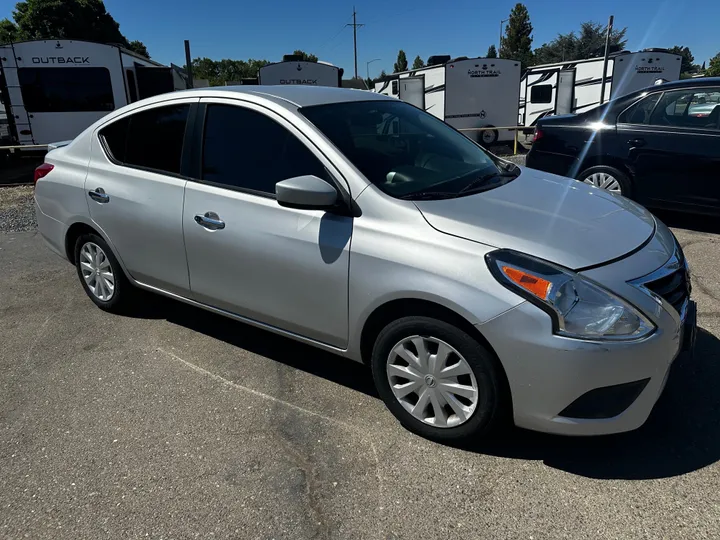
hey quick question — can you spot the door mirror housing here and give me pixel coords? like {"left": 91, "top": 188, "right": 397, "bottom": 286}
{"left": 276, "top": 175, "right": 338, "bottom": 210}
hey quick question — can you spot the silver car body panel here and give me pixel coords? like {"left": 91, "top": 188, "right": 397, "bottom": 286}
{"left": 34, "top": 85, "right": 685, "bottom": 436}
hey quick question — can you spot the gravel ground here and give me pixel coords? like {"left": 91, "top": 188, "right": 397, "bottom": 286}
{"left": 0, "top": 186, "right": 36, "bottom": 232}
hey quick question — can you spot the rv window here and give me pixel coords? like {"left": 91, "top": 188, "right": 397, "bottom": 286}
{"left": 199, "top": 104, "right": 326, "bottom": 195}
{"left": 392, "top": 80, "right": 398, "bottom": 95}
{"left": 18, "top": 67, "right": 114, "bottom": 113}
{"left": 530, "top": 85, "right": 552, "bottom": 104}
{"left": 126, "top": 70, "right": 138, "bottom": 103}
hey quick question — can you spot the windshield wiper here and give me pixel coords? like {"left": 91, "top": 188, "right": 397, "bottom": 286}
{"left": 459, "top": 171, "right": 519, "bottom": 194}
{"left": 398, "top": 191, "right": 459, "bottom": 200}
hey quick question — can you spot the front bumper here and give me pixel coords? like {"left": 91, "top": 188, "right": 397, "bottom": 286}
{"left": 478, "top": 222, "right": 694, "bottom": 436}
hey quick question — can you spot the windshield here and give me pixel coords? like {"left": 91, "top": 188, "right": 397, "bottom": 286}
{"left": 300, "top": 100, "right": 514, "bottom": 199}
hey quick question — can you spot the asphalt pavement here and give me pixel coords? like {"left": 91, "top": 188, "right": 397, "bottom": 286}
{"left": 1, "top": 219, "right": 720, "bottom": 539}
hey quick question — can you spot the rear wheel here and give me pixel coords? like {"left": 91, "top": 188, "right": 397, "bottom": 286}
{"left": 480, "top": 126, "right": 498, "bottom": 147}
{"left": 577, "top": 165, "right": 631, "bottom": 197}
{"left": 371, "top": 316, "right": 506, "bottom": 443}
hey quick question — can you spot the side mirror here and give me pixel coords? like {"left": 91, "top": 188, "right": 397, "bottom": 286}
{"left": 276, "top": 175, "right": 338, "bottom": 210}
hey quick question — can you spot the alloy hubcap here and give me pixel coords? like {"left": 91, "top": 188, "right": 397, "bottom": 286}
{"left": 386, "top": 336, "right": 478, "bottom": 428}
{"left": 583, "top": 172, "right": 622, "bottom": 194}
{"left": 79, "top": 242, "right": 115, "bottom": 301}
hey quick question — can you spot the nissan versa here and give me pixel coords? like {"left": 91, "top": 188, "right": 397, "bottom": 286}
{"left": 34, "top": 86, "right": 696, "bottom": 442}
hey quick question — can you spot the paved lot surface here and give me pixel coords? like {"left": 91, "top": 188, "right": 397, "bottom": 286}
{"left": 2, "top": 216, "right": 720, "bottom": 539}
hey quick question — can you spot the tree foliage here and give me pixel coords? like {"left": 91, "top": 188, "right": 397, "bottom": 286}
{"left": 667, "top": 45, "right": 697, "bottom": 74}
{"left": 189, "top": 57, "right": 270, "bottom": 86}
{"left": 126, "top": 40, "right": 149, "bottom": 58}
{"left": 0, "top": 0, "right": 150, "bottom": 57}
{"left": 293, "top": 50, "right": 318, "bottom": 62}
{"left": 412, "top": 55, "right": 425, "bottom": 69}
{"left": 486, "top": 44, "right": 497, "bottom": 58}
{"left": 500, "top": 3, "right": 533, "bottom": 67}
{"left": 706, "top": 52, "right": 720, "bottom": 77}
{"left": 533, "top": 22, "right": 627, "bottom": 65}
{"left": 394, "top": 49, "right": 408, "bottom": 73}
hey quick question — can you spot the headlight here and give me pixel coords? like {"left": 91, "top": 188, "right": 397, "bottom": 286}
{"left": 486, "top": 250, "right": 655, "bottom": 341}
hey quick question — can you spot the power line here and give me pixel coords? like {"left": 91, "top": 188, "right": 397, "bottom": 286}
{"left": 346, "top": 7, "right": 364, "bottom": 79}
{"left": 316, "top": 15, "right": 353, "bottom": 52}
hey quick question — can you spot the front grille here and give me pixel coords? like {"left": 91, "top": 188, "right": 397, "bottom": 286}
{"left": 644, "top": 262, "right": 690, "bottom": 316}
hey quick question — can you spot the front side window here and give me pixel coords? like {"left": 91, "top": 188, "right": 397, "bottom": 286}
{"left": 649, "top": 88, "right": 720, "bottom": 130}
{"left": 301, "top": 100, "right": 509, "bottom": 199}
{"left": 99, "top": 104, "right": 189, "bottom": 175}
{"left": 530, "top": 84, "right": 552, "bottom": 104}
{"left": 18, "top": 67, "right": 114, "bottom": 112}
{"left": 201, "top": 104, "right": 326, "bottom": 195}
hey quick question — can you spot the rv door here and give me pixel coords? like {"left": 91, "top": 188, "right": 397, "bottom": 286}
{"left": 555, "top": 69, "right": 575, "bottom": 115}
{"left": 398, "top": 77, "right": 425, "bottom": 109}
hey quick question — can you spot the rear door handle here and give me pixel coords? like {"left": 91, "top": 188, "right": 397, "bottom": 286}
{"left": 194, "top": 212, "right": 225, "bottom": 230}
{"left": 628, "top": 138, "right": 646, "bottom": 147}
{"left": 88, "top": 187, "right": 109, "bottom": 203}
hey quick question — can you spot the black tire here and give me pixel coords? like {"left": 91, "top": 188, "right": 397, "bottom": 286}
{"left": 479, "top": 126, "right": 498, "bottom": 147}
{"left": 576, "top": 165, "right": 632, "bottom": 198}
{"left": 74, "top": 233, "right": 134, "bottom": 313}
{"left": 370, "top": 316, "right": 506, "bottom": 443}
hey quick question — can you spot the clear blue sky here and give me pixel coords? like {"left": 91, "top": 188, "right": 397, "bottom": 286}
{"left": 7, "top": 0, "right": 720, "bottom": 76}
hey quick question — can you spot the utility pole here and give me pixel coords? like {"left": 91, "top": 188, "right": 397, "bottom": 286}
{"left": 184, "top": 40, "right": 194, "bottom": 89}
{"left": 600, "top": 15, "right": 614, "bottom": 104}
{"left": 346, "top": 7, "right": 364, "bottom": 79}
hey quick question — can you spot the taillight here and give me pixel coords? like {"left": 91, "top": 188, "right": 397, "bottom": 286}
{"left": 533, "top": 128, "right": 544, "bottom": 142}
{"left": 34, "top": 163, "right": 54, "bottom": 184}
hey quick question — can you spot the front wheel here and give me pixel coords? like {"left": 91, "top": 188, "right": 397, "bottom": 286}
{"left": 371, "top": 316, "right": 506, "bottom": 443}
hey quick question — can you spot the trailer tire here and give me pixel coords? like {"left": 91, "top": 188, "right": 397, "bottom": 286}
{"left": 480, "top": 127, "right": 498, "bottom": 147}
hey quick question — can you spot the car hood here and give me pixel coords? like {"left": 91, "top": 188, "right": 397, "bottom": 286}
{"left": 414, "top": 167, "right": 656, "bottom": 270}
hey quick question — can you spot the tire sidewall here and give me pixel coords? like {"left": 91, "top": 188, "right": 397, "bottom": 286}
{"left": 74, "top": 233, "right": 126, "bottom": 311}
{"left": 578, "top": 165, "right": 632, "bottom": 198}
{"left": 370, "top": 316, "right": 502, "bottom": 442}
{"left": 480, "top": 127, "right": 498, "bottom": 147}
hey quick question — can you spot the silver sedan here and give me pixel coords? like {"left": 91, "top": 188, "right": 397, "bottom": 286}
{"left": 34, "top": 85, "right": 695, "bottom": 442}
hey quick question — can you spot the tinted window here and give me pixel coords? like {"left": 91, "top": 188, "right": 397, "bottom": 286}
{"left": 301, "top": 100, "right": 504, "bottom": 199}
{"left": 649, "top": 88, "right": 720, "bottom": 130}
{"left": 99, "top": 104, "right": 189, "bottom": 175}
{"left": 201, "top": 105, "right": 326, "bottom": 194}
{"left": 126, "top": 70, "right": 138, "bottom": 103}
{"left": 618, "top": 93, "right": 661, "bottom": 124}
{"left": 530, "top": 84, "right": 552, "bottom": 104}
{"left": 18, "top": 68, "right": 114, "bottom": 112}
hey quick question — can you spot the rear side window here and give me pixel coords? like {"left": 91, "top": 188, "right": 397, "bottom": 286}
{"left": 200, "top": 104, "right": 326, "bottom": 195}
{"left": 99, "top": 104, "right": 190, "bottom": 175}
{"left": 530, "top": 84, "right": 552, "bottom": 104}
{"left": 618, "top": 93, "right": 661, "bottom": 124}
{"left": 18, "top": 67, "right": 114, "bottom": 112}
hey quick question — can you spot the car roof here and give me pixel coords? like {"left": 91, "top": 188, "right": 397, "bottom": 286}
{"left": 653, "top": 77, "right": 720, "bottom": 90}
{"left": 168, "top": 85, "right": 392, "bottom": 108}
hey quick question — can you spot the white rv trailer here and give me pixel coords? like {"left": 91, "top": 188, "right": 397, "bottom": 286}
{"left": 258, "top": 57, "right": 343, "bottom": 87}
{"left": 375, "top": 56, "right": 521, "bottom": 145}
{"left": 519, "top": 49, "right": 682, "bottom": 127}
{"left": 0, "top": 39, "right": 184, "bottom": 147}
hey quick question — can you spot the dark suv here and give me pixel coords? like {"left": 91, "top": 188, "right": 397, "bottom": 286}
{"left": 526, "top": 78, "right": 720, "bottom": 215}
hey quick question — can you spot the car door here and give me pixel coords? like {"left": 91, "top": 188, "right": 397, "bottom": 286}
{"left": 617, "top": 87, "right": 720, "bottom": 212}
{"left": 85, "top": 98, "right": 198, "bottom": 294}
{"left": 182, "top": 98, "right": 352, "bottom": 348}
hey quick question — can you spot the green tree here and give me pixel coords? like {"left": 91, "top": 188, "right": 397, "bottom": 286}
{"left": 188, "top": 57, "right": 270, "bottom": 86}
{"left": 533, "top": 22, "right": 627, "bottom": 65}
{"left": 706, "top": 52, "right": 720, "bottom": 77}
{"left": 486, "top": 44, "right": 497, "bottom": 58}
{"left": 394, "top": 50, "right": 408, "bottom": 73}
{"left": 667, "top": 45, "right": 697, "bottom": 74}
{"left": 126, "top": 40, "right": 149, "bottom": 58}
{"left": 293, "top": 50, "right": 318, "bottom": 62}
{"left": 0, "top": 18, "right": 18, "bottom": 43}
{"left": 411, "top": 55, "right": 425, "bottom": 69}
{"left": 379, "top": 69, "right": 387, "bottom": 78}
{"left": 500, "top": 3, "right": 533, "bottom": 67}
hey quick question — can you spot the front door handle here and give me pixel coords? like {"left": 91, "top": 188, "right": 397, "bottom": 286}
{"left": 194, "top": 212, "right": 225, "bottom": 230}
{"left": 88, "top": 187, "right": 109, "bottom": 203}
{"left": 628, "top": 138, "right": 646, "bottom": 147}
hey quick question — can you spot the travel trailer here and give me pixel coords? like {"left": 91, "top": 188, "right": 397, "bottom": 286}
{"left": 375, "top": 56, "right": 521, "bottom": 145}
{"left": 258, "top": 55, "right": 343, "bottom": 87}
{"left": 0, "top": 39, "right": 184, "bottom": 148}
{"left": 519, "top": 49, "right": 682, "bottom": 126}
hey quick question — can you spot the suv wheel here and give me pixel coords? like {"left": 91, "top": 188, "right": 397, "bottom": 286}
{"left": 577, "top": 165, "right": 631, "bottom": 197}
{"left": 371, "top": 316, "right": 506, "bottom": 443}
{"left": 74, "top": 233, "right": 134, "bottom": 313}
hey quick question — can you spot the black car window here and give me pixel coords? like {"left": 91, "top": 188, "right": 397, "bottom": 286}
{"left": 649, "top": 89, "right": 720, "bottom": 130}
{"left": 201, "top": 104, "right": 326, "bottom": 195}
{"left": 530, "top": 84, "right": 552, "bottom": 104}
{"left": 618, "top": 93, "right": 661, "bottom": 125}
{"left": 18, "top": 67, "right": 114, "bottom": 113}
{"left": 99, "top": 104, "right": 190, "bottom": 175}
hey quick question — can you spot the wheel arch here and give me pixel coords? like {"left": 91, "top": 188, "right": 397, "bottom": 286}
{"left": 575, "top": 156, "right": 634, "bottom": 181}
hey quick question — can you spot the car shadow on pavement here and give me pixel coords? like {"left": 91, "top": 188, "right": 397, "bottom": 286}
{"left": 653, "top": 210, "right": 720, "bottom": 235}
{"left": 473, "top": 327, "right": 720, "bottom": 480}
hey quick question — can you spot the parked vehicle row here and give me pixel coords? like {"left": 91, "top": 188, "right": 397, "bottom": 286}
{"left": 35, "top": 86, "right": 696, "bottom": 443}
